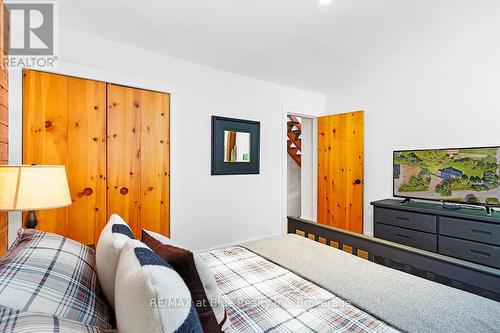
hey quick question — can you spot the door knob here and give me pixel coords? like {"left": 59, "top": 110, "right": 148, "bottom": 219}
{"left": 353, "top": 179, "right": 362, "bottom": 185}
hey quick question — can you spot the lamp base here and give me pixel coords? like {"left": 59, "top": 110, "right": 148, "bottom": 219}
{"left": 25, "top": 211, "right": 38, "bottom": 229}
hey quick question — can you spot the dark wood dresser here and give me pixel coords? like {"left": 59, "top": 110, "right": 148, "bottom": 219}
{"left": 372, "top": 199, "right": 500, "bottom": 269}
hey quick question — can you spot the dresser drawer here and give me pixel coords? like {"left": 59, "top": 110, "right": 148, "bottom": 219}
{"left": 374, "top": 207, "right": 437, "bottom": 233}
{"left": 440, "top": 217, "right": 500, "bottom": 246}
{"left": 439, "top": 236, "right": 500, "bottom": 269}
{"left": 375, "top": 223, "right": 437, "bottom": 252}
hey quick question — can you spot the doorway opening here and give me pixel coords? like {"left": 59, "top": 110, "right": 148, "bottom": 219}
{"left": 284, "top": 111, "right": 364, "bottom": 234}
{"left": 286, "top": 115, "right": 302, "bottom": 217}
{"left": 286, "top": 115, "right": 317, "bottom": 220}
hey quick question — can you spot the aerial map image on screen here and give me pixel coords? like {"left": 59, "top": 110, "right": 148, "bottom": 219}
{"left": 394, "top": 147, "right": 500, "bottom": 205}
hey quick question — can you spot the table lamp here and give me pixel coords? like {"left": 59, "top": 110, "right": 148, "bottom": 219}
{"left": 0, "top": 165, "right": 72, "bottom": 228}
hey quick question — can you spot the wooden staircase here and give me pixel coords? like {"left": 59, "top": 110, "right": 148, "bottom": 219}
{"left": 287, "top": 116, "right": 301, "bottom": 166}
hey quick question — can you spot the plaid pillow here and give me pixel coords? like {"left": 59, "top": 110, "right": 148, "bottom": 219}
{"left": 0, "top": 304, "right": 116, "bottom": 333}
{"left": 0, "top": 229, "right": 114, "bottom": 329}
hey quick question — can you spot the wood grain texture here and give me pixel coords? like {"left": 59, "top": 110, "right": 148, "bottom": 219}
{"left": 0, "top": 87, "right": 6, "bottom": 108}
{"left": 317, "top": 111, "right": 364, "bottom": 233}
{"left": 0, "top": 122, "right": 7, "bottom": 143}
{"left": 139, "top": 90, "right": 170, "bottom": 236}
{"left": 23, "top": 72, "right": 170, "bottom": 242}
{"left": 24, "top": 71, "right": 70, "bottom": 236}
{"left": 0, "top": 68, "right": 7, "bottom": 91}
{"left": 106, "top": 84, "right": 142, "bottom": 236}
{"left": 107, "top": 85, "right": 170, "bottom": 237}
{"left": 66, "top": 78, "right": 107, "bottom": 244}
{"left": 0, "top": 142, "right": 6, "bottom": 162}
{"left": 23, "top": 71, "right": 106, "bottom": 243}
{"left": 0, "top": 105, "right": 7, "bottom": 126}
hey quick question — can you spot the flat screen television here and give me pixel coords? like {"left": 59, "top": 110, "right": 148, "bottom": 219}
{"left": 393, "top": 146, "right": 500, "bottom": 207}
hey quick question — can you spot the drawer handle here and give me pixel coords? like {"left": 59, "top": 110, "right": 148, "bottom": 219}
{"left": 396, "top": 233, "right": 410, "bottom": 239}
{"left": 469, "top": 249, "right": 491, "bottom": 257}
{"left": 396, "top": 216, "right": 410, "bottom": 221}
{"left": 470, "top": 229, "right": 492, "bottom": 236}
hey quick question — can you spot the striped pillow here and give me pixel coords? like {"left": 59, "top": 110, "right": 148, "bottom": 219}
{"left": 0, "top": 229, "right": 114, "bottom": 329}
{"left": 115, "top": 239, "right": 203, "bottom": 333}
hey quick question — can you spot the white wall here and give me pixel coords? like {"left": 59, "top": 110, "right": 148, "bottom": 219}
{"left": 327, "top": 54, "right": 500, "bottom": 236}
{"left": 8, "top": 28, "right": 326, "bottom": 250}
{"left": 286, "top": 154, "right": 301, "bottom": 217}
{"left": 300, "top": 117, "right": 317, "bottom": 221}
{"left": 327, "top": 1, "right": 500, "bottom": 235}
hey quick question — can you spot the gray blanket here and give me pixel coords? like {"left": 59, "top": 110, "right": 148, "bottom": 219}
{"left": 243, "top": 234, "right": 500, "bottom": 333}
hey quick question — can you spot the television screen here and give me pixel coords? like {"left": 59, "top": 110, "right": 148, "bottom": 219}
{"left": 393, "top": 147, "right": 500, "bottom": 206}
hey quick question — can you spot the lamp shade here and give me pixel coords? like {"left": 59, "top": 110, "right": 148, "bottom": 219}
{"left": 0, "top": 165, "right": 72, "bottom": 211}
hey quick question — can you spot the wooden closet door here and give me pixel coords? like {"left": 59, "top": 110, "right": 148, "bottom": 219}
{"left": 139, "top": 90, "right": 170, "bottom": 236}
{"left": 23, "top": 71, "right": 107, "bottom": 244}
{"left": 106, "top": 85, "right": 141, "bottom": 235}
{"left": 317, "top": 111, "right": 364, "bottom": 233}
{"left": 107, "top": 85, "right": 170, "bottom": 237}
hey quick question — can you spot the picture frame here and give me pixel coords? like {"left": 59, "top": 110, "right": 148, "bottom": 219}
{"left": 211, "top": 116, "right": 261, "bottom": 175}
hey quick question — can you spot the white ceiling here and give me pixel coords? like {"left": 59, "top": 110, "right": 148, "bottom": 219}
{"left": 58, "top": 0, "right": 500, "bottom": 94}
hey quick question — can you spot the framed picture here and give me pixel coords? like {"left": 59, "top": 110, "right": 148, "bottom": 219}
{"left": 211, "top": 116, "right": 261, "bottom": 175}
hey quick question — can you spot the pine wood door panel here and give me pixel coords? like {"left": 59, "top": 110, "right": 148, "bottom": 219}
{"left": 349, "top": 112, "right": 364, "bottom": 233}
{"left": 23, "top": 72, "right": 170, "bottom": 242}
{"left": 0, "top": 87, "right": 6, "bottom": 109}
{"left": 0, "top": 68, "right": 7, "bottom": 91}
{"left": 0, "top": 123, "right": 7, "bottom": 143}
{"left": 0, "top": 142, "right": 6, "bottom": 161}
{"left": 23, "top": 71, "right": 69, "bottom": 236}
{"left": 317, "top": 111, "right": 364, "bottom": 233}
{"left": 106, "top": 85, "right": 142, "bottom": 236}
{"left": 23, "top": 71, "right": 107, "bottom": 243}
{"left": 66, "top": 78, "right": 107, "bottom": 244}
{"left": 0, "top": 105, "right": 7, "bottom": 125}
{"left": 140, "top": 91, "right": 170, "bottom": 236}
{"left": 107, "top": 85, "right": 170, "bottom": 238}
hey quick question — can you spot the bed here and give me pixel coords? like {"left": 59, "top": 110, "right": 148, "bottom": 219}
{"left": 285, "top": 216, "right": 500, "bottom": 302}
{"left": 200, "top": 246, "right": 398, "bottom": 333}
{"left": 239, "top": 233, "right": 500, "bottom": 332}
{"left": 197, "top": 218, "right": 500, "bottom": 333}
{"left": 0, "top": 219, "right": 499, "bottom": 333}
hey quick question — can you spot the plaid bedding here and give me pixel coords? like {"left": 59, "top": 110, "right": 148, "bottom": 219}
{"left": 199, "top": 247, "right": 400, "bottom": 333}
{"left": 0, "top": 304, "right": 116, "bottom": 333}
{"left": 0, "top": 229, "right": 114, "bottom": 329}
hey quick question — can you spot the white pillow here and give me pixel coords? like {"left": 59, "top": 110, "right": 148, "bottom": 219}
{"left": 95, "top": 214, "right": 135, "bottom": 308}
{"left": 115, "top": 239, "right": 203, "bottom": 333}
{"left": 142, "top": 229, "right": 230, "bottom": 331}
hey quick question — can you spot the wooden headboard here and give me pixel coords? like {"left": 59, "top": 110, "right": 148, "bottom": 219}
{"left": 0, "top": 1, "right": 8, "bottom": 255}
{"left": 288, "top": 217, "right": 500, "bottom": 302}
